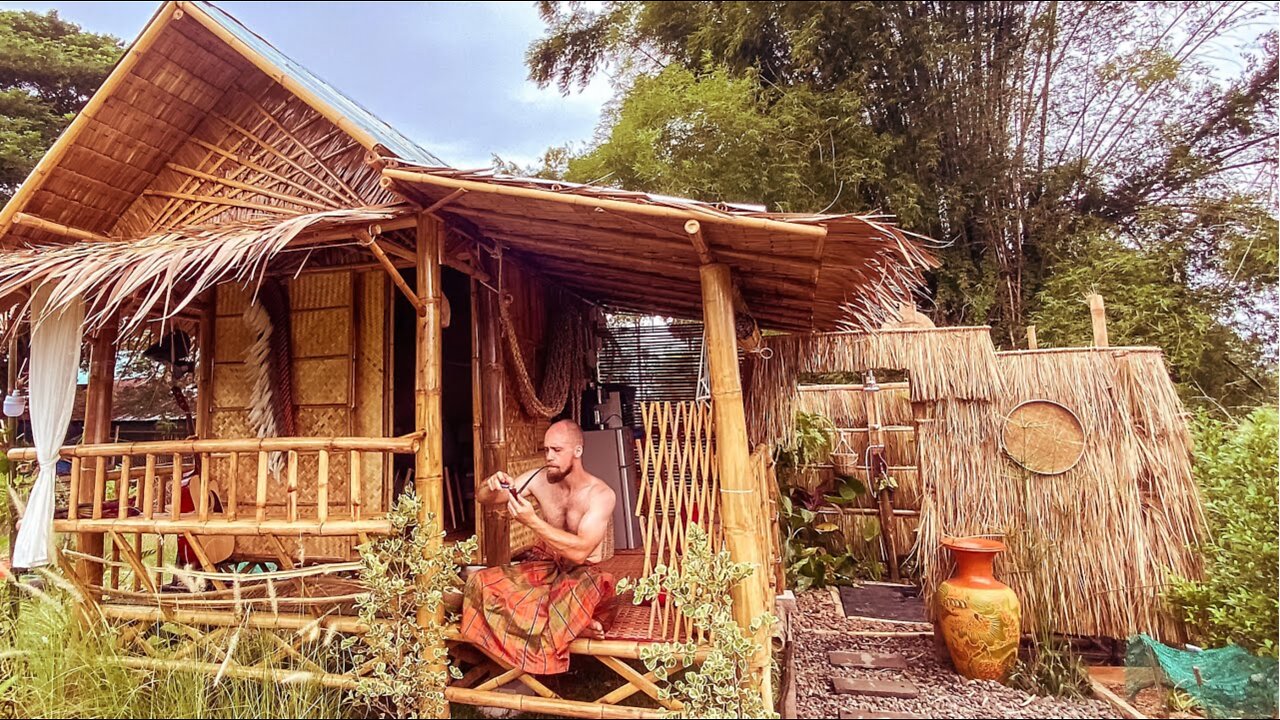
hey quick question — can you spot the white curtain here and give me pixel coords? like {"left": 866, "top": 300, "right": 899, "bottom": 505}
{"left": 12, "top": 286, "right": 85, "bottom": 569}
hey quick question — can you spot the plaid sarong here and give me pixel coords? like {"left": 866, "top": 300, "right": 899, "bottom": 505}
{"left": 460, "top": 549, "right": 615, "bottom": 675}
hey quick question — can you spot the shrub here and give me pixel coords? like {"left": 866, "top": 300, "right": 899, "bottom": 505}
{"left": 1167, "top": 407, "right": 1279, "bottom": 656}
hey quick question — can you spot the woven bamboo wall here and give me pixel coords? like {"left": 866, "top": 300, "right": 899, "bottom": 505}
{"left": 209, "top": 269, "right": 386, "bottom": 561}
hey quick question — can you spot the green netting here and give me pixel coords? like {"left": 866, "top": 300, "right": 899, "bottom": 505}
{"left": 1126, "top": 634, "right": 1278, "bottom": 719}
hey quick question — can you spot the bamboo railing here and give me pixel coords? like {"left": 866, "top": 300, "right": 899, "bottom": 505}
{"left": 7, "top": 435, "right": 417, "bottom": 537}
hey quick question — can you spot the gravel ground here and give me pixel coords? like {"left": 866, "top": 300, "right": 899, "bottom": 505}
{"left": 791, "top": 589, "right": 1121, "bottom": 719}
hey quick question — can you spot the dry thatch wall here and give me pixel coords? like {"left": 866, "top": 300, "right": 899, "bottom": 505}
{"left": 748, "top": 330, "right": 1203, "bottom": 641}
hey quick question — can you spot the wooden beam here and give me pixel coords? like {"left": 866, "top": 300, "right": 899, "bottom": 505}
{"left": 163, "top": 163, "right": 331, "bottom": 211}
{"left": 699, "top": 263, "right": 771, "bottom": 714}
{"left": 442, "top": 204, "right": 819, "bottom": 273}
{"left": 382, "top": 167, "right": 827, "bottom": 239}
{"left": 358, "top": 230, "right": 426, "bottom": 316}
{"left": 11, "top": 213, "right": 112, "bottom": 243}
{"left": 684, "top": 219, "right": 714, "bottom": 264}
{"left": 1026, "top": 325, "right": 1038, "bottom": 350}
{"left": 422, "top": 188, "right": 467, "bottom": 215}
{"left": 1088, "top": 293, "right": 1108, "bottom": 347}
{"left": 141, "top": 190, "right": 297, "bottom": 216}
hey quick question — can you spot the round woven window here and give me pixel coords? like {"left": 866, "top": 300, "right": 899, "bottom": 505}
{"left": 1001, "top": 399, "right": 1085, "bottom": 475}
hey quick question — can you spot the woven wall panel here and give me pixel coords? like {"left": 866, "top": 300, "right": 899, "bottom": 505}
{"left": 211, "top": 363, "right": 249, "bottom": 408}
{"left": 296, "top": 405, "right": 349, "bottom": 435}
{"left": 290, "top": 272, "right": 351, "bottom": 310}
{"left": 213, "top": 317, "right": 250, "bottom": 362}
{"left": 353, "top": 271, "right": 387, "bottom": 512}
{"left": 216, "top": 283, "right": 249, "bottom": 316}
{"left": 293, "top": 358, "right": 350, "bottom": 405}
{"left": 291, "top": 307, "right": 351, "bottom": 358}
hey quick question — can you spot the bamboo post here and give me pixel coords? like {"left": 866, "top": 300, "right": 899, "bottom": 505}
{"left": 415, "top": 211, "right": 448, "bottom": 719}
{"left": 198, "top": 453, "right": 210, "bottom": 521}
{"left": 77, "top": 319, "right": 117, "bottom": 591}
{"left": 196, "top": 298, "right": 215, "bottom": 438}
{"left": 170, "top": 454, "right": 183, "bottom": 521}
{"left": 286, "top": 450, "right": 299, "bottom": 523}
{"left": 317, "top": 449, "right": 329, "bottom": 523}
{"left": 349, "top": 450, "right": 362, "bottom": 520}
{"left": 142, "top": 455, "right": 156, "bottom": 520}
{"left": 476, "top": 257, "right": 510, "bottom": 565}
{"left": 255, "top": 451, "right": 268, "bottom": 522}
{"left": 863, "top": 372, "right": 900, "bottom": 582}
{"left": 699, "top": 263, "right": 772, "bottom": 714}
{"left": 1088, "top": 293, "right": 1108, "bottom": 347}
{"left": 1026, "top": 325, "right": 1038, "bottom": 350}
{"left": 3, "top": 329, "right": 17, "bottom": 569}
{"left": 227, "top": 451, "right": 238, "bottom": 521}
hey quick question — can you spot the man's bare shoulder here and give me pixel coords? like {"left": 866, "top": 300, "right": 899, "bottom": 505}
{"left": 583, "top": 475, "right": 616, "bottom": 507}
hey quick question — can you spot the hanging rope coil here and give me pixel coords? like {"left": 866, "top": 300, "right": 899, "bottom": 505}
{"left": 498, "top": 292, "right": 582, "bottom": 419}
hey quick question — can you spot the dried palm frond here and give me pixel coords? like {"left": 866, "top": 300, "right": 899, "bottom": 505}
{"left": 0, "top": 206, "right": 404, "bottom": 335}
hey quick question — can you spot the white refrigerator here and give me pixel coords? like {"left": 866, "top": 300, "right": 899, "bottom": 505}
{"left": 581, "top": 427, "right": 642, "bottom": 550}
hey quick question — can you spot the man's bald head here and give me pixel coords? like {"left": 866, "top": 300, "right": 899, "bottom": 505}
{"left": 547, "top": 419, "right": 584, "bottom": 451}
{"left": 543, "top": 419, "right": 585, "bottom": 482}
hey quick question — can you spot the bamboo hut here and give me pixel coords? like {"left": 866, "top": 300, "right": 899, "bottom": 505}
{"left": 746, "top": 314, "right": 1204, "bottom": 642}
{"left": 0, "top": 3, "right": 934, "bottom": 717}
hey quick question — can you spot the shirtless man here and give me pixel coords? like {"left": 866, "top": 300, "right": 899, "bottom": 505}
{"left": 477, "top": 419, "right": 616, "bottom": 566}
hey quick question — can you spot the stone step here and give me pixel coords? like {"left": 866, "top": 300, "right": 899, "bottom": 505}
{"left": 832, "top": 677, "right": 920, "bottom": 699}
{"left": 828, "top": 650, "right": 909, "bottom": 669}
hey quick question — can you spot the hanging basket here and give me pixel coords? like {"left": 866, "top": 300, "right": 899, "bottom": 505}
{"left": 831, "top": 451, "right": 862, "bottom": 477}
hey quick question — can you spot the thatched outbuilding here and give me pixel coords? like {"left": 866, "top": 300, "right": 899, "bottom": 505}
{"left": 747, "top": 324, "right": 1204, "bottom": 642}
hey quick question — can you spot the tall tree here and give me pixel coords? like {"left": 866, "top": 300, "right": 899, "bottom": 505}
{"left": 528, "top": 1, "right": 1277, "bottom": 409}
{"left": 0, "top": 10, "right": 122, "bottom": 204}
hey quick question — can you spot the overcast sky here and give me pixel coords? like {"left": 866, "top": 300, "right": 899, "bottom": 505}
{"left": 0, "top": 1, "right": 612, "bottom": 168}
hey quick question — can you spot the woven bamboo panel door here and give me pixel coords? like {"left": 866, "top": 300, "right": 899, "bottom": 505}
{"left": 635, "top": 400, "right": 719, "bottom": 640}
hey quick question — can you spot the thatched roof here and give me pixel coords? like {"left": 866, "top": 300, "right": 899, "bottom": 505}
{"left": 382, "top": 164, "right": 936, "bottom": 332}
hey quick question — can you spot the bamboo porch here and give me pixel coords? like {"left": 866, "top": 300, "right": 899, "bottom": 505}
{"left": 0, "top": 2, "right": 934, "bottom": 717}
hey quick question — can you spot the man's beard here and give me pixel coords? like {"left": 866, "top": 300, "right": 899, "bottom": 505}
{"left": 545, "top": 465, "right": 567, "bottom": 484}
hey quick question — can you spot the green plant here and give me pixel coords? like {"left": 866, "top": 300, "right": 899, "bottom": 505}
{"left": 774, "top": 411, "right": 835, "bottom": 475}
{"left": 1167, "top": 407, "right": 1278, "bottom": 657}
{"left": 348, "top": 491, "right": 477, "bottom": 718}
{"left": 1006, "top": 635, "right": 1091, "bottom": 698}
{"left": 618, "top": 525, "right": 778, "bottom": 719}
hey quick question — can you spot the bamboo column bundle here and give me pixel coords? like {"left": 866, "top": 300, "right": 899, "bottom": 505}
{"left": 414, "top": 212, "right": 447, "bottom": 719}
{"left": 77, "top": 319, "right": 118, "bottom": 591}
{"left": 476, "top": 260, "right": 510, "bottom": 565}
{"left": 699, "top": 263, "right": 772, "bottom": 714}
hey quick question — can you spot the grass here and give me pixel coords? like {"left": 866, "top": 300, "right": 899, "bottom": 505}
{"left": 0, "top": 586, "right": 356, "bottom": 719}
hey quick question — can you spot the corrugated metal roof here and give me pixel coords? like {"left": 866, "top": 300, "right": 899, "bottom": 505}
{"left": 193, "top": 1, "right": 446, "bottom": 167}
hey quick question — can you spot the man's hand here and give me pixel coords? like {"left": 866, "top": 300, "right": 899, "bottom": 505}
{"left": 507, "top": 491, "right": 539, "bottom": 527}
{"left": 479, "top": 471, "right": 514, "bottom": 505}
